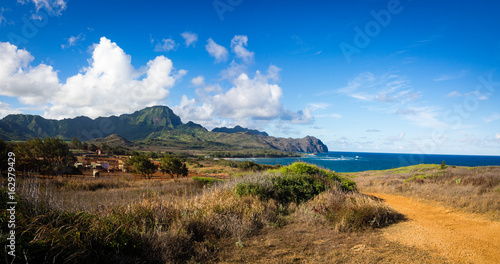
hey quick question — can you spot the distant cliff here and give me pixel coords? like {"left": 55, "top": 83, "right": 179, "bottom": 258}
{"left": 260, "top": 135, "right": 328, "bottom": 153}
{"left": 0, "top": 106, "right": 328, "bottom": 153}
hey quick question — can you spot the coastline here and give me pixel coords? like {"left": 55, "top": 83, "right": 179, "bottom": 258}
{"left": 233, "top": 151, "right": 500, "bottom": 173}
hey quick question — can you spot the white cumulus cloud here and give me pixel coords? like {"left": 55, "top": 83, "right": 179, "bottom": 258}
{"left": 181, "top": 32, "right": 198, "bottom": 47}
{"left": 230, "top": 35, "right": 254, "bottom": 63}
{"left": 191, "top": 75, "right": 205, "bottom": 86}
{"left": 212, "top": 67, "right": 283, "bottom": 120}
{"left": 174, "top": 65, "right": 313, "bottom": 128}
{"left": 173, "top": 95, "right": 216, "bottom": 124}
{"left": 0, "top": 41, "right": 60, "bottom": 105}
{"left": 45, "top": 37, "right": 186, "bottom": 119}
{"left": 205, "top": 38, "right": 228, "bottom": 63}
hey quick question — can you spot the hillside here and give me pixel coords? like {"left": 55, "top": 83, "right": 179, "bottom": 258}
{"left": 87, "top": 134, "right": 134, "bottom": 147}
{"left": 0, "top": 106, "right": 328, "bottom": 153}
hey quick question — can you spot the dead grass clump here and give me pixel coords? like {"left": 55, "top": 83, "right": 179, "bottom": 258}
{"left": 124, "top": 189, "right": 279, "bottom": 263}
{"left": 142, "top": 229, "right": 195, "bottom": 263}
{"left": 298, "top": 188, "right": 404, "bottom": 232}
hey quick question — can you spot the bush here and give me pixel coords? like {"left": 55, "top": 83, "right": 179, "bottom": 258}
{"left": 278, "top": 162, "right": 357, "bottom": 191}
{"left": 233, "top": 163, "right": 357, "bottom": 205}
{"left": 237, "top": 160, "right": 265, "bottom": 171}
{"left": 234, "top": 172, "right": 329, "bottom": 205}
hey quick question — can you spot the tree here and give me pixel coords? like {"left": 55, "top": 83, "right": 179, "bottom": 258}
{"left": 160, "top": 155, "right": 188, "bottom": 179}
{"left": 441, "top": 160, "right": 447, "bottom": 170}
{"left": 15, "top": 137, "right": 76, "bottom": 176}
{"left": 70, "top": 137, "right": 82, "bottom": 149}
{"left": 126, "top": 154, "right": 157, "bottom": 179}
{"left": 100, "top": 143, "right": 111, "bottom": 155}
{"left": 89, "top": 144, "right": 98, "bottom": 152}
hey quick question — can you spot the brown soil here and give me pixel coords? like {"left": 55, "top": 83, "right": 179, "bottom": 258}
{"left": 369, "top": 193, "right": 500, "bottom": 264}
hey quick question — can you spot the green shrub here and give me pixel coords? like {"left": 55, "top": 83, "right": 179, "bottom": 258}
{"left": 237, "top": 160, "right": 264, "bottom": 171}
{"left": 234, "top": 172, "right": 329, "bottom": 205}
{"left": 234, "top": 182, "right": 271, "bottom": 199}
{"left": 271, "top": 174, "right": 328, "bottom": 204}
{"left": 192, "top": 176, "right": 224, "bottom": 187}
{"left": 278, "top": 162, "right": 357, "bottom": 191}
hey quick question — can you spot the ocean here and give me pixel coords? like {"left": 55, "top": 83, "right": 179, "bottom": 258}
{"left": 237, "top": 152, "right": 500, "bottom": 173}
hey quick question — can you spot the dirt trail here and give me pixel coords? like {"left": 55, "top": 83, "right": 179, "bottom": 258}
{"left": 369, "top": 193, "right": 500, "bottom": 264}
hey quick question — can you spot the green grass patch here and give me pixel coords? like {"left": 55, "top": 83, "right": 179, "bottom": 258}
{"left": 192, "top": 176, "right": 224, "bottom": 186}
{"left": 403, "top": 170, "right": 445, "bottom": 183}
{"left": 387, "top": 164, "right": 440, "bottom": 174}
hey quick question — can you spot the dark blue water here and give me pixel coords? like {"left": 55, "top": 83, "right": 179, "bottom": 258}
{"left": 236, "top": 152, "right": 500, "bottom": 172}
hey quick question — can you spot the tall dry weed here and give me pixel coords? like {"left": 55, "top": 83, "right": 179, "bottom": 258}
{"left": 297, "top": 187, "right": 404, "bottom": 231}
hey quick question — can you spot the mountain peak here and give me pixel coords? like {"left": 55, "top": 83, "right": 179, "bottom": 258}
{"left": 126, "top": 105, "right": 182, "bottom": 128}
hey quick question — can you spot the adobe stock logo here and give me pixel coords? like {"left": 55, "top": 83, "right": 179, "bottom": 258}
{"left": 340, "top": 0, "right": 406, "bottom": 63}
{"left": 213, "top": 0, "right": 243, "bottom": 22}
{"left": 7, "top": 3, "right": 60, "bottom": 46}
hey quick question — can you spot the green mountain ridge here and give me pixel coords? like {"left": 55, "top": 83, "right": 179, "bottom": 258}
{"left": 212, "top": 125, "right": 269, "bottom": 136}
{"left": 0, "top": 106, "right": 328, "bottom": 153}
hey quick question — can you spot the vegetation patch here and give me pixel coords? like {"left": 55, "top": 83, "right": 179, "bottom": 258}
{"left": 234, "top": 172, "right": 328, "bottom": 205}
{"left": 1, "top": 162, "right": 406, "bottom": 263}
{"left": 278, "top": 162, "right": 357, "bottom": 191}
{"left": 52, "top": 178, "right": 131, "bottom": 191}
{"left": 192, "top": 176, "right": 224, "bottom": 187}
{"left": 403, "top": 171, "right": 444, "bottom": 183}
{"left": 304, "top": 190, "right": 404, "bottom": 231}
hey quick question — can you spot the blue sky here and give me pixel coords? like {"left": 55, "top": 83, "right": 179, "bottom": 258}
{"left": 1, "top": 0, "right": 500, "bottom": 155}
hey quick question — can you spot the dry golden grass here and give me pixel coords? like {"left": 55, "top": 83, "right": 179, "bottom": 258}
{"left": 2, "top": 173, "right": 279, "bottom": 263}
{"left": 351, "top": 165, "right": 500, "bottom": 220}
{"left": 2, "top": 162, "right": 428, "bottom": 263}
{"left": 297, "top": 189, "right": 404, "bottom": 232}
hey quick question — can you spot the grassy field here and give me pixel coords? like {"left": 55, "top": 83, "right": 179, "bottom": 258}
{"left": 3, "top": 162, "right": 497, "bottom": 263}
{"left": 349, "top": 164, "right": 500, "bottom": 220}
{"left": 1, "top": 162, "right": 406, "bottom": 264}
